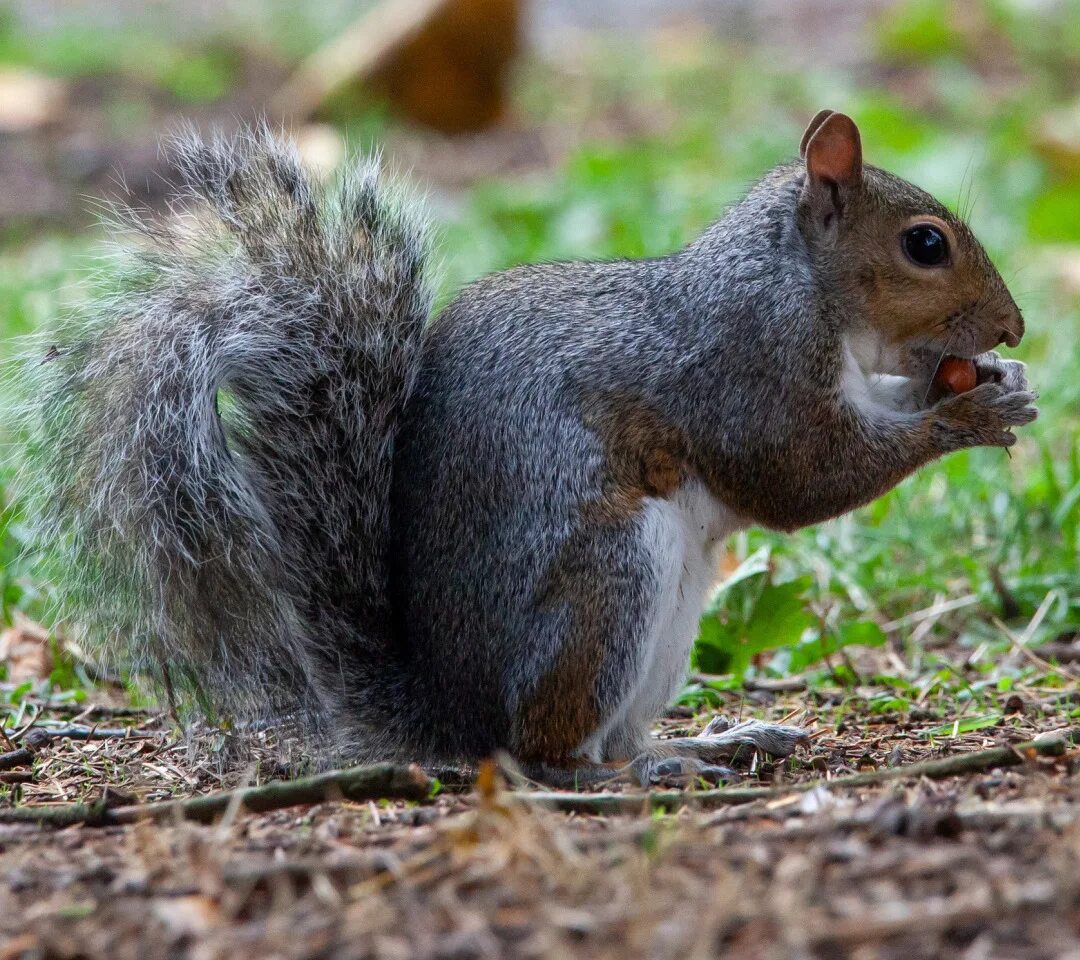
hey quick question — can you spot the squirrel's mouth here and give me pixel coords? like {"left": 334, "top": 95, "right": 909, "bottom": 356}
{"left": 898, "top": 327, "right": 1015, "bottom": 408}
{"left": 890, "top": 341, "right": 974, "bottom": 411}
{"left": 889, "top": 343, "right": 940, "bottom": 394}
{"left": 849, "top": 321, "right": 1016, "bottom": 412}
{"left": 906, "top": 317, "right": 1022, "bottom": 375}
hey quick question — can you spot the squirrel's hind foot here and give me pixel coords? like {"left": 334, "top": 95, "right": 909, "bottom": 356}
{"left": 629, "top": 717, "right": 809, "bottom": 787}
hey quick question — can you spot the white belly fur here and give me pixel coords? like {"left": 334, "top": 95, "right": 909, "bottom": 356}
{"left": 579, "top": 480, "right": 745, "bottom": 760}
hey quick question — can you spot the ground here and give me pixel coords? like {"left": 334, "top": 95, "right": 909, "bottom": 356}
{"left": 2, "top": 642, "right": 1079, "bottom": 959}
{"left": 1, "top": 1, "right": 1079, "bottom": 957}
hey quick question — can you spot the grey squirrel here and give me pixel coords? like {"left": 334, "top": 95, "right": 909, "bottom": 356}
{"left": 21, "top": 111, "right": 1036, "bottom": 786}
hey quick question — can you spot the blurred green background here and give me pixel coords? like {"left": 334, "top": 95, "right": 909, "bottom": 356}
{"left": 0, "top": 0, "right": 1077, "bottom": 715}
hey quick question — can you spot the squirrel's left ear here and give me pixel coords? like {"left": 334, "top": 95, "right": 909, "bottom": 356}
{"left": 800, "top": 112, "right": 863, "bottom": 231}
{"left": 802, "top": 111, "right": 862, "bottom": 187}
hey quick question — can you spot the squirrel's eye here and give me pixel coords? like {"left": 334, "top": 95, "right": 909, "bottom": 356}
{"left": 902, "top": 224, "right": 949, "bottom": 267}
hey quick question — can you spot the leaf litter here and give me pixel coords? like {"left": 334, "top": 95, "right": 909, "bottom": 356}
{"left": 1, "top": 650, "right": 1079, "bottom": 959}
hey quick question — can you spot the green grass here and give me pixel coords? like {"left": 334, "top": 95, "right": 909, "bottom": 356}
{"left": 0, "top": 13, "right": 239, "bottom": 105}
{"left": 0, "top": 1, "right": 1077, "bottom": 715}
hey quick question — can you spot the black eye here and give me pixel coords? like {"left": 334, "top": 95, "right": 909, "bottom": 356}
{"left": 902, "top": 224, "right": 949, "bottom": 267}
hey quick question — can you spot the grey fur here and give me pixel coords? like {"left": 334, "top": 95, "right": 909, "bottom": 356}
{"left": 16, "top": 124, "right": 433, "bottom": 758}
{"left": 15, "top": 121, "right": 1036, "bottom": 781}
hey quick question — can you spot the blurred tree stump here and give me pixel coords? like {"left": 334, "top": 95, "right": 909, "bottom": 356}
{"left": 273, "top": 0, "right": 521, "bottom": 134}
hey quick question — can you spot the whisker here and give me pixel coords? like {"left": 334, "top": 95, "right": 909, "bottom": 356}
{"left": 958, "top": 152, "right": 977, "bottom": 222}
{"left": 921, "top": 325, "right": 960, "bottom": 407}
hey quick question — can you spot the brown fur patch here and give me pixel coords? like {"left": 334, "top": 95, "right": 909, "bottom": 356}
{"left": 515, "top": 396, "right": 689, "bottom": 764}
{"left": 586, "top": 399, "right": 689, "bottom": 503}
{"left": 515, "top": 633, "right": 605, "bottom": 765}
{"left": 643, "top": 447, "right": 682, "bottom": 497}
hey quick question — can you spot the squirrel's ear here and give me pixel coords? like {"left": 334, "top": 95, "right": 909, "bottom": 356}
{"left": 803, "top": 112, "right": 862, "bottom": 186}
{"left": 799, "top": 109, "right": 835, "bottom": 158}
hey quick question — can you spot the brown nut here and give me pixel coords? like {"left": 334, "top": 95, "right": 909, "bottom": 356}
{"left": 935, "top": 356, "right": 978, "bottom": 395}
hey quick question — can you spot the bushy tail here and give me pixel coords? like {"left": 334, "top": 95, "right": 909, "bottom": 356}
{"left": 15, "top": 124, "right": 433, "bottom": 748}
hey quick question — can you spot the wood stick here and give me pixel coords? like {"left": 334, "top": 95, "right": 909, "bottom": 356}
{"left": 519, "top": 729, "right": 1079, "bottom": 816}
{"left": 1034, "top": 639, "right": 1080, "bottom": 663}
{"left": 271, "top": 0, "right": 452, "bottom": 119}
{"left": 0, "top": 725, "right": 156, "bottom": 774}
{"left": 690, "top": 673, "right": 808, "bottom": 693}
{"left": 0, "top": 800, "right": 110, "bottom": 827}
{"left": 743, "top": 676, "right": 807, "bottom": 693}
{"left": 2, "top": 731, "right": 1074, "bottom": 828}
{"left": 0, "top": 762, "right": 432, "bottom": 828}
{"left": 24, "top": 726, "right": 156, "bottom": 742}
{"left": 0, "top": 748, "right": 34, "bottom": 771}
{"left": 807, "top": 885, "right": 1056, "bottom": 948}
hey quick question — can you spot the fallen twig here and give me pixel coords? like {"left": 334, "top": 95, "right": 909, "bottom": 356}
{"left": 807, "top": 885, "right": 1057, "bottom": 948}
{"left": 689, "top": 672, "right": 808, "bottom": 693}
{"left": 744, "top": 676, "right": 807, "bottom": 693}
{"left": 1034, "top": 638, "right": 1080, "bottom": 663}
{"left": 0, "top": 725, "right": 154, "bottom": 773}
{"left": 0, "top": 762, "right": 432, "bottom": 828}
{"left": 3, "top": 732, "right": 1074, "bottom": 827}
{"left": 709, "top": 797, "right": 1080, "bottom": 834}
{"left": 0, "top": 748, "right": 34, "bottom": 771}
{"left": 996, "top": 613, "right": 1080, "bottom": 683}
{"left": 0, "top": 799, "right": 110, "bottom": 828}
{"left": 73, "top": 704, "right": 163, "bottom": 720}
{"left": 23, "top": 725, "right": 157, "bottom": 741}
{"left": 519, "top": 729, "right": 1079, "bottom": 816}
{"left": 881, "top": 594, "right": 980, "bottom": 632}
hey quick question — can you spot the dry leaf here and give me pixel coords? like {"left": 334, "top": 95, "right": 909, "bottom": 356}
{"left": 1041, "top": 247, "right": 1080, "bottom": 300}
{"left": 1035, "top": 100, "right": 1080, "bottom": 178}
{"left": 0, "top": 935, "right": 40, "bottom": 960}
{"left": 294, "top": 123, "right": 346, "bottom": 180}
{"left": 0, "top": 612, "right": 53, "bottom": 683}
{"left": 152, "top": 894, "right": 221, "bottom": 937}
{"left": 0, "top": 68, "right": 66, "bottom": 132}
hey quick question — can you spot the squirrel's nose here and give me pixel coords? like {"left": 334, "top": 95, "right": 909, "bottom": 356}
{"left": 998, "top": 306, "right": 1024, "bottom": 348}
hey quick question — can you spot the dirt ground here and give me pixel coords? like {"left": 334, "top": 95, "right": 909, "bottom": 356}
{"left": 2, "top": 678, "right": 1078, "bottom": 960}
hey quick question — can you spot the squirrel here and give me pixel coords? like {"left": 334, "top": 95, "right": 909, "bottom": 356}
{"left": 19, "top": 111, "right": 1036, "bottom": 786}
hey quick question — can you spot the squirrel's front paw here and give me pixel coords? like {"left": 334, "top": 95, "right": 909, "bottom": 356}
{"left": 935, "top": 380, "right": 1038, "bottom": 450}
{"left": 972, "top": 352, "right": 1030, "bottom": 394}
